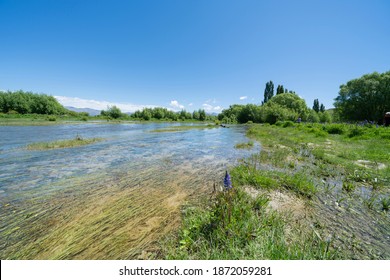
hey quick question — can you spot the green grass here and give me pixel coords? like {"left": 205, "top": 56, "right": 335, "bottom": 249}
{"left": 163, "top": 122, "right": 389, "bottom": 259}
{"left": 230, "top": 165, "right": 316, "bottom": 198}
{"left": 234, "top": 141, "right": 254, "bottom": 149}
{"left": 27, "top": 136, "right": 103, "bottom": 150}
{"left": 164, "top": 185, "right": 336, "bottom": 259}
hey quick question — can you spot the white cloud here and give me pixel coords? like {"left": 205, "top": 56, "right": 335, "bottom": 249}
{"left": 239, "top": 96, "right": 248, "bottom": 100}
{"left": 54, "top": 96, "right": 158, "bottom": 113}
{"left": 202, "top": 103, "right": 222, "bottom": 113}
{"left": 169, "top": 100, "right": 185, "bottom": 109}
{"left": 188, "top": 103, "right": 193, "bottom": 106}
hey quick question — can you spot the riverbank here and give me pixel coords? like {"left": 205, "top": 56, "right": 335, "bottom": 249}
{"left": 0, "top": 114, "right": 217, "bottom": 126}
{"left": 164, "top": 122, "right": 389, "bottom": 259}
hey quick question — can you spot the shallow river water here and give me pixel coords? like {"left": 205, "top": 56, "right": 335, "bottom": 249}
{"left": 0, "top": 122, "right": 258, "bottom": 259}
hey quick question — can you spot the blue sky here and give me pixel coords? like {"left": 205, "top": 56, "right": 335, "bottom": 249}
{"left": 1, "top": 0, "right": 389, "bottom": 113}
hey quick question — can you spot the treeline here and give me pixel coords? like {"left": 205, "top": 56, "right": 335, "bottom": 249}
{"left": 100, "top": 106, "right": 215, "bottom": 121}
{"left": 219, "top": 92, "right": 331, "bottom": 124}
{"left": 0, "top": 90, "right": 68, "bottom": 115}
{"left": 221, "top": 70, "right": 389, "bottom": 125}
{"left": 131, "top": 107, "right": 213, "bottom": 121}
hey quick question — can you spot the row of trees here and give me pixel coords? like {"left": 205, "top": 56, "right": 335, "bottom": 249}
{"left": 100, "top": 106, "right": 213, "bottom": 121}
{"left": 131, "top": 107, "right": 210, "bottom": 121}
{"left": 0, "top": 90, "right": 68, "bottom": 115}
{"left": 219, "top": 92, "right": 331, "bottom": 124}
{"left": 312, "top": 99, "right": 325, "bottom": 113}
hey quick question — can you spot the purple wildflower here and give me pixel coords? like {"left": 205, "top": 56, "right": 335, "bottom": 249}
{"left": 224, "top": 170, "right": 233, "bottom": 190}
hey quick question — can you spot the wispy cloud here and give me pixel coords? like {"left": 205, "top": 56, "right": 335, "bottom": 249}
{"left": 54, "top": 96, "right": 158, "bottom": 113}
{"left": 169, "top": 100, "right": 185, "bottom": 110}
{"left": 202, "top": 103, "right": 222, "bottom": 113}
{"left": 205, "top": 98, "right": 217, "bottom": 104}
{"left": 239, "top": 96, "right": 248, "bottom": 100}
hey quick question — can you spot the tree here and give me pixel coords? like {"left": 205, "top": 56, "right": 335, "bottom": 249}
{"left": 334, "top": 71, "right": 390, "bottom": 122}
{"left": 263, "top": 81, "right": 274, "bottom": 104}
{"left": 218, "top": 105, "right": 245, "bottom": 123}
{"left": 103, "top": 105, "right": 122, "bottom": 119}
{"left": 276, "top": 85, "right": 285, "bottom": 95}
{"left": 0, "top": 90, "right": 67, "bottom": 115}
{"left": 265, "top": 92, "right": 309, "bottom": 120}
{"left": 237, "top": 104, "right": 261, "bottom": 123}
{"left": 313, "top": 99, "right": 320, "bottom": 113}
{"left": 320, "top": 103, "right": 325, "bottom": 113}
{"left": 198, "top": 109, "right": 206, "bottom": 121}
{"left": 307, "top": 110, "right": 320, "bottom": 123}
{"left": 192, "top": 110, "right": 200, "bottom": 120}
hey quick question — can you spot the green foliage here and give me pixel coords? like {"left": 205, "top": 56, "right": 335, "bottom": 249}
{"left": 313, "top": 99, "right": 320, "bottom": 113}
{"left": 318, "top": 111, "right": 332, "bottom": 123}
{"left": 100, "top": 105, "right": 123, "bottom": 119}
{"left": 307, "top": 110, "right": 320, "bottom": 123}
{"left": 263, "top": 80, "right": 274, "bottom": 104}
{"left": 0, "top": 90, "right": 68, "bottom": 115}
{"left": 342, "top": 180, "right": 355, "bottom": 193}
{"left": 198, "top": 109, "right": 206, "bottom": 121}
{"left": 234, "top": 141, "right": 254, "bottom": 149}
{"left": 167, "top": 185, "right": 334, "bottom": 259}
{"left": 266, "top": 93, "right": 309, "bottom": 118}
{"left": 27, "top": 136, "right": 103, "bottom": 150}
{"left": 324, "top": 124, "right": 345, "bottom": 135}
{"left": 260, "top": 103, "right": 298, "bottom": 124}
{"left": 381, "top": 197, "right": 390, "bottom": 211}
{"left": 218, "top": 105, "right": 244, "bottom": 123}
{"left": 219, "top": 94, "right": 309, "bottom": 125}
{"left": 237, "top": 104, "right": 262, "bottom": 123}
{"left": 231, "top": 165, "right": 316, "bottom": 198}
{"left": 276, "top": 84, "right": 285, "bottom": 95}
{"left": 282, "top": 121, "right": 295, "bottom": 127}
{"left": 131, "top": 107, "right": 210, "bottom": 121}
{"left": 334, "top": 71, "right": 390, "bottom": 122}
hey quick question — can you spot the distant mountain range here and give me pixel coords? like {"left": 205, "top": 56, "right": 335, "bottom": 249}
{"left": 65, "top": 106, "right": 101, "bottom": 116}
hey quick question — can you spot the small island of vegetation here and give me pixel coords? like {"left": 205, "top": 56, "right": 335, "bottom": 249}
{"left": 27, "top": 136, "right": 103, "bottom": 150}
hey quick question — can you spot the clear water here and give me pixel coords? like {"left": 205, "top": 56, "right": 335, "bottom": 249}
{"left": 0, "top": 122, "right": 260, "bottom": 258}
{"left": 0, "top": 123, "right": 257, "bottom": 199}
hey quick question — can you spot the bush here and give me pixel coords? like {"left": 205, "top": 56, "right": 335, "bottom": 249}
{"left": 324, "top": 124, "right": 345, "bottom": 134}
{"left": 260, "top": 103, "right": 297, "bottom": 124}
{"left": 348, "top": 126, "right": 365, "bottom": 138}
{"left": 282, "top": 121, "right": 295, "bottom": 128}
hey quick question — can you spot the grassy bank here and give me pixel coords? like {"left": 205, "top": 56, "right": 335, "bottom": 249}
{"left": 163, "top": 185, "right": 334, "bottom": 259}
{"left": 164, "top": 122, "right": 390, "bottom": 259}
{"left": 27, "top": 136, "right": 103, "bottom": 150}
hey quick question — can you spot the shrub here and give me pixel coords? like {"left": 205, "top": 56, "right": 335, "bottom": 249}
{"left": 324, "top": 124, "right": 345, "bottom": 134}
{"left": 348, "top": 126, "right": 365, "bottom": 138}
{"left": 282, "top": 121, "right": 295, "bottom": 128}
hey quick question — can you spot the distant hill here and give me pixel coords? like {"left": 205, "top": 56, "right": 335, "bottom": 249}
{"left": 65, "top": 106, "right": 101, "bottom": 116}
